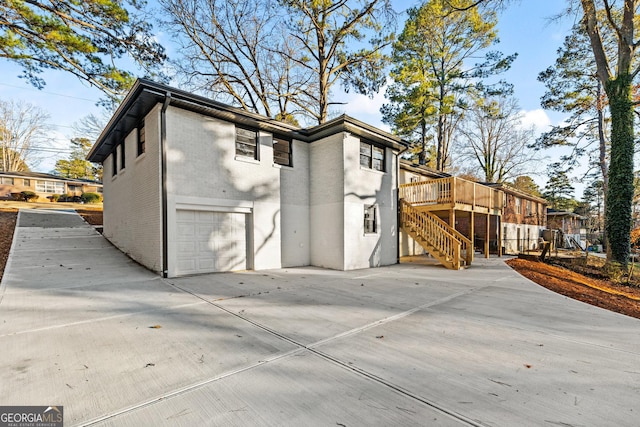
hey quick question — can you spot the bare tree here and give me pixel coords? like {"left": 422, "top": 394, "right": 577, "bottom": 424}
{"left": 159, "top": 0, "right": 315, "bottom": 122}
{"left": 0, "top": 100, "right": 52, "bottom": 172}
{"left": 284, "top": 0, "right": 397, "bottom": 124}
{"left": 455, "top": 97, "right": 538, "bottom": 183}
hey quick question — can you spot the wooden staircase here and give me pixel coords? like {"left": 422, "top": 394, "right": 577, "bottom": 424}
{"left": 400, "top": 199, "right": 473, "bottom": 270}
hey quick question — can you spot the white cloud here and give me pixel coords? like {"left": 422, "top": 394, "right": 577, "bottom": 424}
{"left": 519, "top": 108, "right": 553, "bottom": 132}
{"left": 333, "top": 86, "right": 389, "bottom": 131}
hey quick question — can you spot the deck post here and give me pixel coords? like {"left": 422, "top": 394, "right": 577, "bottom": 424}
{"left": 485, "top": 213, "right": 490, "bottom": 258}
{"left": 470, "top": 211, "right": 475, "bottom": 262}
{"left": 497, "top": 216, "right": 502, "bottom": 257}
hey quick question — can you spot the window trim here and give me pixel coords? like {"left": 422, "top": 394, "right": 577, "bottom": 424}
{"left": 273, "top": 136, "right": 292, "bottom": 167}
{"left": 235, "top": 126, "right": 259, "bottom": 160}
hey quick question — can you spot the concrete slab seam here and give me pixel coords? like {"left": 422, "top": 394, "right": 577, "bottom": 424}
{"left": 77, "top": 280, "right": 487, "bottom": 426}
{"left": 162, "top": 280, "right": 489, "bottom": 426}
{"left": 78, "top": 346, "right": 307, "bottom": 427}
{"left": 0, "top": 298, "right": 207, "bottom": 338}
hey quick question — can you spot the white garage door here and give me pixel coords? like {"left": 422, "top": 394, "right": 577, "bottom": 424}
{"left": 175, "top": 209, "right": 248, "bottom": 275}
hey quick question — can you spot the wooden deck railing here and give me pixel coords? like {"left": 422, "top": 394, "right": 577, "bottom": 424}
{"left": 400, "top": 200, "right": 472, "bottom": 269}
{"left": 399, "top": 177, "right": 503, "bottom": 212}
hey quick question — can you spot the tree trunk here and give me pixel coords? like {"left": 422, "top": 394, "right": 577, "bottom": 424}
{"left": 604, "top": 74, "right": 634, "bottom": 269}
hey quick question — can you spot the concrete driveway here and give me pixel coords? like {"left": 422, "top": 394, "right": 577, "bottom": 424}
{"left": 1, "top": 209, "right": 638, "bottom": 426}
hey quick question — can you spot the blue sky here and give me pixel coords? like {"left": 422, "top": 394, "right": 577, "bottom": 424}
{"left": 0, "top": 0, "right": 578, "bottom": 191}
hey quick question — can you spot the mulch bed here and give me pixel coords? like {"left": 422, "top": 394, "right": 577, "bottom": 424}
{"left": 0, "top": 209, "right": 18, "bottom": 283}
{"left": 506, "top": 258, "right": 640, "bottom": 320}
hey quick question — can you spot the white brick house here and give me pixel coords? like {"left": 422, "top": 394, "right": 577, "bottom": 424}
{"left": 88, "top": 79, "right": 406, "bottom": 277}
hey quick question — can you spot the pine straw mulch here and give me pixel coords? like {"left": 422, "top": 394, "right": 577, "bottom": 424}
{"left": 506, "top": 258, "right": 640, "bottom": 320}
{"left": 0, "top": 208, "right": 18, "bottom": 283}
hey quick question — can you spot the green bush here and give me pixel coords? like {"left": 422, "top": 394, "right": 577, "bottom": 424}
{"left": 21, "top": 191, "right": 38, "bottom": 202}
{"left": 81, "top": 192, "right": 102, "bottom": 204}
{"left": 48, "top": 194, "right": 60, "bottom": 202}
{"left": 57, "top": 193, "right": 70, "bottom": 202}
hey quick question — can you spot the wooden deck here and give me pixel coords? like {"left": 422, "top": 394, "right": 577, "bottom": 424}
{"left": 399, "top": 177, "right": 503, "bottom": 216}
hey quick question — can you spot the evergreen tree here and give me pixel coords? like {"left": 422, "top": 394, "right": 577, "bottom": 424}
{"left": 55, "top": 138, "right": 102, "bottom": 181}
{"left": 381, "top": 0, "right": 515, "bottom": 170}
{"left": 1, "top": 0, "right": 166, "bottom": 103}
{"left": 543, "top": 164, "right": 576, "bottom": 211}
{"left": 511, "top": 176, "right": 542, "bottom": 198}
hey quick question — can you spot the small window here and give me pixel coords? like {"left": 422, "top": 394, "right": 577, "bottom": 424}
{"left": 364, "top": 204, "right": 377, "bottom": 234}
{"left": 273, "top": 137, "right": 292, "bottom": 166}
{"left": 526, "top": 200, "right": 532, "bottom": 216}
{"left": 23, "top": 179, "right": 30, "bottom": 186}
{"left": 515, "top": 197, "right": 521, "bottom": 214}
{"left": 137, "top": 120, "right": 146, "bottom": 156}
{"left": 236, "top": 127, "right": 258, "bottom": 160}
{"left": 1, "top": 177, "right": 14, "bottom": 185}
{"left": 359, "top": 141, "right": 385, "bottom": 172}
{"left": 112, "top": 147, "right": 118, "bottom": 177}
{"left": 120, "top": 141, "right": 126, "bottom": 170}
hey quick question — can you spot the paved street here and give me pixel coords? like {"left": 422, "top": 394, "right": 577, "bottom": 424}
{"left": 1, "top": 209, "right": 639, "bottom": 426}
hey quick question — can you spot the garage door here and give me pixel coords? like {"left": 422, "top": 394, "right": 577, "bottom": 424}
{"left": 175, "top": 209, "right": 248, "bottom": 275}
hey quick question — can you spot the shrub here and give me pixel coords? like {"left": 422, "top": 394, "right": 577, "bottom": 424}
{"left": 48, "top": 194, "right": 60, "bottom": 202}
{"left": 57, "top": 193, "right": 70, "bottom": 202}
{"left": 21, "top": 191, "right": 38, "bottom": 202}
{"left": 81, "top": 192, "right": 102, "bottom": 204}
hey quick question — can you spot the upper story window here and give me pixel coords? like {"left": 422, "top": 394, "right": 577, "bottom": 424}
{"left": 112, "top": 146, "right": 118, "bottom": 177}
{"left": 137, "top": 120, "right": 145, "bottom": 156}
{"left": 120, "top": 141, "right": 126, "bottom": 170}
{"left": 23, "top": 179, "right": 30, "bottom": 186}
{"left": 360, "top": 141, "right": 385, "bottom": 172}
{"left": 515, "top": 197, "right": 521, "bottom": 214}
{"left": 525, "top": 200, "right": 532, "bottom": 216}
{"left": 236, "top": 127, "right": 259, "bottom": 160}
{"left": 1, "top": 177, "right": 14, "bottom": 185}
{"left": 273, "top": 137, "right": 292, "bottom": 166}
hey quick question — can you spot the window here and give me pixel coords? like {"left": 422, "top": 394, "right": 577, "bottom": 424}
{"left": 120, "top": 141, "right": 126, "bottom": 170}
{"left": 35, "top": 180, "right": 64, "bottom": 193}
{"left": 137, "top": 120, "right": 145, "bottom": 156}
{"left": 364, "top": 204, "right": 377, "bottom": 234}
{"left": 112, "top": 146, "right": 118, "bottom": 177}
{"left": 526, "top": 200, "right": 532, "bottom": 216}
{"left": 1, "top": 177, "right": 14, "bottom": 185}
{"left": 273, "top": 137, "right": 292, "bottom": 166}
{"left": 515, "top": 197, "right": 521, "bottom": 214}
{"left": 23, "top": 179, "right": 30, "bottom": 186}
{"left": 236, "top": 127, "right": 258, "bottom": 159}
{"left": 359, "top": 141, "right": 385, "bottom": 172}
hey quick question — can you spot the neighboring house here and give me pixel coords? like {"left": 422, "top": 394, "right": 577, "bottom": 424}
{"left": 486, "top": 184, "right": 548, "bottom": 254}
{"left": 547, "top": 209, "right": 586, "bottom": 250}
{"left": 87, "top": 79, "right": 406, "bottom": 278}
{"left": 0, "top": 171, "right": 102, "bottom": 201}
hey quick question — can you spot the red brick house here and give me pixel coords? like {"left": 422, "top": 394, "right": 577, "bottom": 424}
{"left": 0, "top": 171, "right": 102, "bottom": 202}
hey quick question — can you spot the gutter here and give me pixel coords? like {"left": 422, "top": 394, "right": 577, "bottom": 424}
{"left": 396, "top": 145, "right": 410, "bottom": 265}
{"left": 161, "top": 92, "right": 171, "bottom": 278}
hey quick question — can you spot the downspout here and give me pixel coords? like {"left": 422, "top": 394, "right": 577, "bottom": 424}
{"left": 161, "top": 93, "right": 171, "bottom": 278}
{"left": 396, "top": 145, "right": 409, "bottom": 264}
